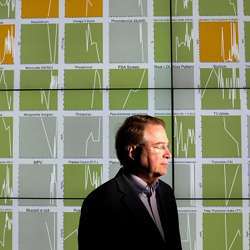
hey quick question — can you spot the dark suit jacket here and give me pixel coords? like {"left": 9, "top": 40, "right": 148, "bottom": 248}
{"left": 78, "top": 168, "right": 182, "bottom": 250}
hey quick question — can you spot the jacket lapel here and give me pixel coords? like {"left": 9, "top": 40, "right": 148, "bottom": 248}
{"left": 114, "top": 169, "right": 164, "bottom": 240}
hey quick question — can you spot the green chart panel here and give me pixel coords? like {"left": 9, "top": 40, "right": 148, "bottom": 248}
{"left": 202, "top": 116, "right": 241, "bottom": 158}
{"left": 201, "top": 67, "right": 241, "bottom": 109}
{"left": 158, "top": 115, "right": 195, "bottom": 158}
{"left": 109, "top": 69, "right": 148, "bottom": 110}
{"left": 203, "top": 164, "right": 242, "bottom": 206}
{"left": 0, "top": 70, "right": 13, "bottom": 111}
{"left": 64, "top": 212, "right": 80, "bottom": 250}
{"left": 65, "top": 23, "right": 103, "bottom": 63}
{"left": 0, "top": 211, "right": 12, "bottom": 250}
{"left": 199, "top": 0, "right": 237, "bottom": 16}
{"left": 64, "top": 164, "right": 102, "bottom": 206}
{"left": 64, "top": 69, "right": 103, "bottom": 110}
{"left": 0, "top": 164, "right": 12, "bottom": 206}
{"left": 0, "top": 1, "right": 15, "bottom": 19}
{"left": 153, "top": 0, "right": 192, "bottom": 16}
{"left": 21, "top": 24, "right": 58, "bottom": 64}
{"left": 20, "top": 70, "right": 58, "bottom": 111}
{"left": 245, "top": 0, "right": 250, "bottom": 15}
{"left": 173, "top": 116, "right": 195, "bottom": 158}
{"left": 203, "top": 213, "right": 242, "bottom": 250}
{"left": 247, "top": 69, "right": 250, "bottom": 109}
{"left": 154, "top": 21, "right": 193, "bottom": 62}
{"left": 0, "top": 117, "right": 12, "bottom": 158}
{"left": 245, "top": 22, "right": 250, "bottom": 62}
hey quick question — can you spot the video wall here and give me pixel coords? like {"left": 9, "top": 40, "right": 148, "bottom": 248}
{"left": 0, "top": 0, "right": 249, "bottom": 249}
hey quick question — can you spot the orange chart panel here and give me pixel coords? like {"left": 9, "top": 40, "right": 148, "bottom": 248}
{"left": 0, "top": 25, "right": 14, "bottom": 64}
{"left": 22, "top": 0, "right": 59, "bottom": 18}
{"left": 200, "top": 21, "right": 239, "bottom": 62}
{"left": 65, "top": 0, "right": 103, "bottom": 17}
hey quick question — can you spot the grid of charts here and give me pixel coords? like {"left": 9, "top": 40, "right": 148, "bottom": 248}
{"left": 0, "top": 0, "right": 250, "bottom": 249}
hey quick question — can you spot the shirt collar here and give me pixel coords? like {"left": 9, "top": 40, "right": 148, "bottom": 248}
{"left": 129, "top": 174, "right": 159, "bottom": 195}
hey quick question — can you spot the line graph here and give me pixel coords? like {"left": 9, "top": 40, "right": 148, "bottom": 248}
{"left": 179, "top": 212, "right": 196, "bottom": 250}
{"left": 0, "top": 164, "right": 12, "bottom": 205}
{"left": 203, "top": 213, "right": 242, "bottom": 250}
{"left": 64, "top": 164, "right": 102, "bottom": 206}
{"left": 64, "top": 212, "right": 80, "bottom": 250}
{"left": 0, "top": 117, "right": 12, "bottom": 158}
{"left": 19, "top": 117, "right": 57, "bottom": 158}
{"left": 109, "top": 69, "right": 148, "bottom": 109}
{"left": 174, "top": 22, "right": 194, "bottom": 62}
{"left": 0, "top": 211, "right": 12, "bottom": 250}
{"left": 174, "top": 116, "right": 195, "bottom": 158}
{"left": 200, "top": 21, "right": 239, "bottom": 62}
{"left": 85, "top": 23, "right": 101, "bottom": 62}
{"left": 154, "top": 21, "right": 193, "bottom": 62}
{"left": 19, "top": 212, "right": 57, "bottom": 250}
{"left": 109, "top": 22, "right": 147, "bottom": 63}
{"left": 84, "top": 117, "right": 101, "bottom": 156}
{"left": 0, "top": 24, "right": 14, "bottom": 64}
{"left": 202, "top": 116, "right": 241, "bottom": 158}
{"left": 65, "top": 23, "right": 103, "bottom": 63}
{"left": 64, "top": 117, "right": 102, "bottom": 158}
{"left": 20, "top": 70, "right": 58, "bottom": 110}
{"left": 173, "top": 0, "right": 193, "bottom": 16}
{"left": 0, "top": 70, "right": 13, "bottom": 110}
{"left": 21, "top": 24, "right": 58, "bottom": 64}
{"left": 201, "top": 68, "right": 240, "bottom": 109}
{"left": 0, "top": 0, "right": 15, "bottom": 18}
{"left": 40, "top": 116, "right": 57, "bottom": 158}
{"left": 18, "top": 164, "right": 57, "bottom": 206}
{"left": 64, "top": 69, "right": 103, "bottom": 110}
{"left": 40, "top": 71, "right": 58, "bottom": 110}
{"left": 203, "top": 164, "right": 242, "bottom": 206}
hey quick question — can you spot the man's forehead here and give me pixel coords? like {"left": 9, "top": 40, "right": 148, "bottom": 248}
{"left": 143, "top": 124, "right": 168, "bottom": 141}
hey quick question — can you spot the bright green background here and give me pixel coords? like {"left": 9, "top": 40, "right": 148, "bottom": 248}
{"left": 0, "top": 211, "right": 12, "bottom": 250}
{"left": 64, "top": 212, "right": 80, "bottom": 250}
{"left": 109, "top": 69, "right": 148, "bottom": 110}
{"left": 153, "top": 0, "right": 192, "bottom": 16}
{"left": 64, "top": 69, "right": 103, "bottom": 110}
{"left": 0, "top": 117, "right": 12, "bottom": 158}
{"left": 64, "top": 164, "right": 102, "bottom": 206}
{"left": 203, "top": 164, "right": 242, "bottom": 206}
{"left": 202, "top": 116, "right": 241, "bottom": 157}
{"left": 20, "top": 70, "right": 58, "bottom": 110}
{"left": 203, "top": 213, "right": 242, "bottom": 250}
{"left": 65, "top": 23, "right": 103, "bottom": 63}
{"left": 199, "top": 0, "right": 237, "bottom": 15}
{"left": 200, "top": 68, "right": 240, "bottom": 109}
{"left": 154, "top": 22, "right": 193, "bottom": 62}
{"left": 21, "top": 24, "right": 58, "bottom": 64}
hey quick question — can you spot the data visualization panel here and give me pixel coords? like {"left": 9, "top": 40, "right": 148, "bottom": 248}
{"left": 0, "top": 1, "right": 249, "bottom": 250}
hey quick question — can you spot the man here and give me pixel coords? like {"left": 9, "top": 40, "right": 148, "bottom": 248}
{"left": 78, "top": 114, "right": 182, "bottom": 250}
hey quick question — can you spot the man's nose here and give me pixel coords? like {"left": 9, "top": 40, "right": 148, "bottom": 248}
{"left": 164, "top": 147, "right": 171, "bottom": 159}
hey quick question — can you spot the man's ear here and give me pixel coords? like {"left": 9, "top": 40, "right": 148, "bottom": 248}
{"left": 128, "top": 145, "right": 137, "bottom": 160}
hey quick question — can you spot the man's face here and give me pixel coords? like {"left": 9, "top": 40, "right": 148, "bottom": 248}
{"left": 138, "top": 124, "right": 171, "bottom": 180}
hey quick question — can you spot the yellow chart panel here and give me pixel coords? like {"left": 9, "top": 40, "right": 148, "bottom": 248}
{"left": 65, "top": 0, "right": 103, "bottom": 17}
{"left": 0, "top": 25, "right": 14, "bottom": 64}
{"left": 199, "top": 21, "right": 239, "bottom": 62}
{"left": 21, "top": 0, "right": 59, "bottom": 18}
